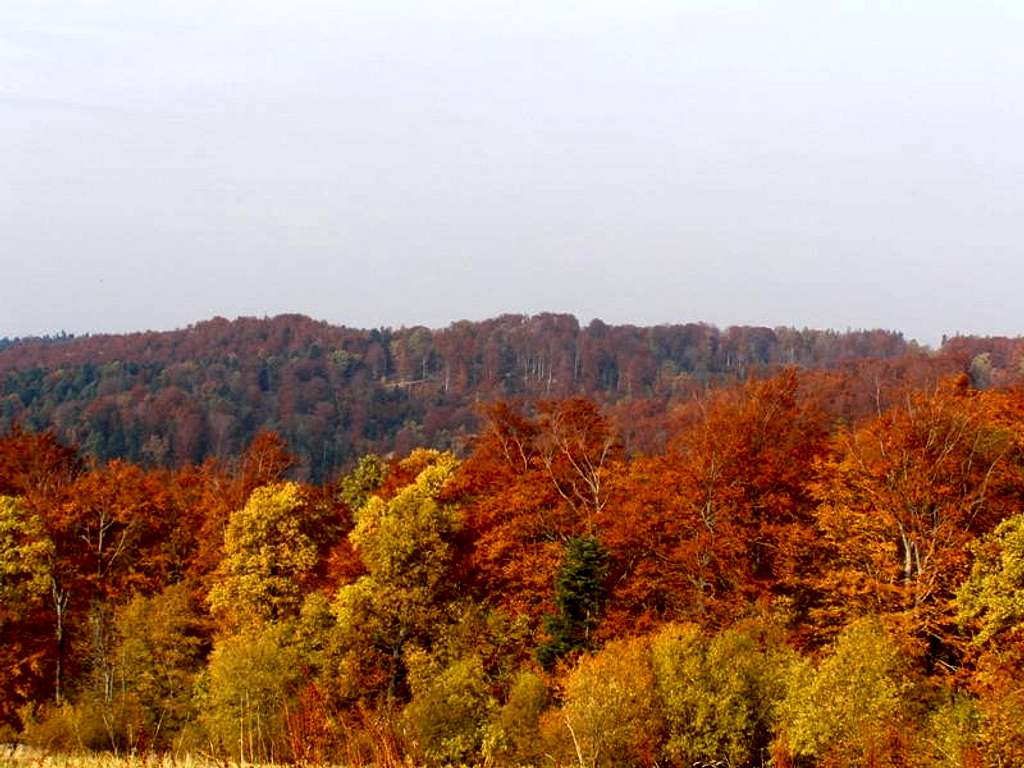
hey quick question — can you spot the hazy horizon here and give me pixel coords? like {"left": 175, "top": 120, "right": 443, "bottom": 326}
{"left": 0, "top": 308, "right": 977, "bottom": 354}
{"left": 4, "top": 1, "right": 1023, "bottom": 347}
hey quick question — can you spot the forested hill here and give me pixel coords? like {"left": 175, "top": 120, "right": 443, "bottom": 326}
{"left": 0, "top": 313, "right": 1006, "bottom": 480}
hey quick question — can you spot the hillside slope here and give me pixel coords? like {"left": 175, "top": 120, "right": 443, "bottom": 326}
{"left": 0, "top": 313, "right": 974, "bottom": 479}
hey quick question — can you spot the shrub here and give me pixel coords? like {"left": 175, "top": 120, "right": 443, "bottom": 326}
{"left": 404, "top": 649, "right": 493, "bottom": 766}
{"left": 483, "top": 670, "right": 549, "bottom": 768}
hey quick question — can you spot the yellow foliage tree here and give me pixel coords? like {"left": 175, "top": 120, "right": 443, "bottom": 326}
{"left": 331, "top": 450, "right": 462, "bottom": 703}
{"left": 958, "top": 513, "right": 1024, "bottom": 645}
{"left": 776, "top": 617, "right": 908, "bottom": 766}
{"left": 651, "top": 622, "right": 791, "bottom": 768}
{"left": 0, "top": 494, "right": 55, "bottom": 724}
{"left": 197, "top": 624, "right": 302, "bottom": 763}
{"left": 550, "top": 636, "right": 662, "bottom": 768}
{"left": 207, "top": 482, "right": 317, "bottom": 630}
{"left": 0, "top": 494, "right": 53, "bottom": 608}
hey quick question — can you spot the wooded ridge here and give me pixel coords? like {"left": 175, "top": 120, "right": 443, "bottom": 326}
{"left": 3, "top": 312, "right": 1002, "bottom": 481}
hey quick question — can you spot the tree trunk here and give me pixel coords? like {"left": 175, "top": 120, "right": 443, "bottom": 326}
{"left": 52, "top": 579, "right": 69, "bottom": 705}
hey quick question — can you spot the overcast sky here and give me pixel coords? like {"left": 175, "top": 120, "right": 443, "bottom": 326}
{"left": 2, "top": 1, "right": 1022, "bottom": 346}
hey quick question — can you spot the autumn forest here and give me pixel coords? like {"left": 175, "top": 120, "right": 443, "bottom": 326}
{"left": 3, "top": 314, "right": 1024, "bottom": 767}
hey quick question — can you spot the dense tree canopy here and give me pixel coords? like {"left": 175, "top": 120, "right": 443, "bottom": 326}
{"left": 4, "top": 346, "right": 1024, "bottom": 765}
{"left": 0, "top": 314, "right": 941, "bottom": 481}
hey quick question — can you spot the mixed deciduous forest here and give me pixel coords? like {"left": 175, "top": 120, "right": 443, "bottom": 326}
{"left": 0, "top": 314, "right": 931, "bottom": 481}
{"left": 3, "top": 315, "right": 1024, "bottom": 766}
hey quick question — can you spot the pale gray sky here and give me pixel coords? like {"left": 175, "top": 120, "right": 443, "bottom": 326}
{"left": 2, "top": 1, "right": 1022, "bottom": 346}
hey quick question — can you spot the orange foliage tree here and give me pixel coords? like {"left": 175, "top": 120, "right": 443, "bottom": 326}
{"left": 452, "top": 399, "right": 620, "bottom": 622}
{"left": 598, "top": 371, "right": 830, "bottom": 636}
{"left": 811, "top": 376, "right": 1024, "bottom": 659}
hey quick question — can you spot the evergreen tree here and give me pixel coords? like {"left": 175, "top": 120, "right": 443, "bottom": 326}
{"left": 538, "top": 535, "right": 608, "bottom": 669}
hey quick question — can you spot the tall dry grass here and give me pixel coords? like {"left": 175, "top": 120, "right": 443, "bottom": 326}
{"left": 0, "top": 745, "right": 275, "bottom": 768}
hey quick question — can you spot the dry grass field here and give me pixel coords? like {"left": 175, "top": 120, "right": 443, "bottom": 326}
{"left": 0, "top": 747, "right": 253, "bottom": 768}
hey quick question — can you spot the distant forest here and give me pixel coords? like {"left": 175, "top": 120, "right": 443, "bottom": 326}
{"left": 2, "top": 313, "right": 1014, "bottom": 481}
{"left": 0, "top": 313, "right": 1019, "bottom": 481}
